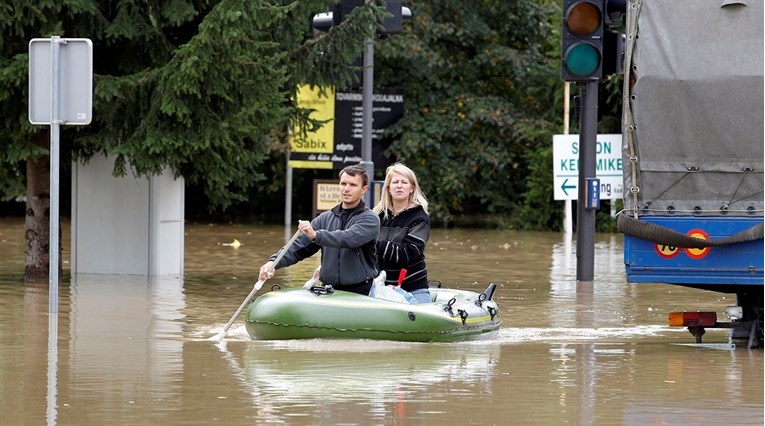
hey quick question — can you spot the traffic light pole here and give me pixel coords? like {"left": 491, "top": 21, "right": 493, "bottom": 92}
{"left": 561, "top": 0, "right": 626, "bottom": 281}
{"left": 361, "top": 36, "right": 374, "bottom": 207}
{"left": 576, "top": 81, "right": 598, "bottom": 282}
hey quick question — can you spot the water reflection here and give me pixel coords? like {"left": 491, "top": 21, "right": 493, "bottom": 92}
{"left": 47, "top": 313, "right": 59, "bottom": 426}
{"left": 58, "top": 274, "right": 186, "bottom": 424}
{"left": 618, "top": 344, "right": 764, "bottom": 425}
{"left": 549, "top": 235, "right": 628, "bottom": 328}
{"left": 219, "top": 339, "right": 499, "bottom": 423}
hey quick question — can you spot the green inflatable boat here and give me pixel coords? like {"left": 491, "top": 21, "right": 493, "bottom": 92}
{"left": 244, "top": 283, "right": 501, "bottom": 342}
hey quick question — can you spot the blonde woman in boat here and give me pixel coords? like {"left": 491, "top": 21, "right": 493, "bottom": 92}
{"left": 373, "top": 162, "right": 431, "bottom": 303}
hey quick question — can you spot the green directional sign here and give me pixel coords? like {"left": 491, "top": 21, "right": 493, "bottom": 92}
{"left": 552, "top": 134, "right": 623, "bottom": 201}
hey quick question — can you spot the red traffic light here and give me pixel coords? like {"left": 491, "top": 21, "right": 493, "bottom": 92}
{"left": 565, "top": 1, "right": 602, "bottom": 36}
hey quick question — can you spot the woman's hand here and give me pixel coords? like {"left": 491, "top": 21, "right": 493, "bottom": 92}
{"left": 259, "top": 260, "right": 275, "bottom": 281}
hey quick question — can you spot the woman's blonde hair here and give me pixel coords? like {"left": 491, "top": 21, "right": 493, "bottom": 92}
{"left": 373, "top": 162, "right": 429, "bottom": 219}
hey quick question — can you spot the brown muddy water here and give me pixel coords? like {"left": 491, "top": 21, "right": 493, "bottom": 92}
{"left": 0, "top": 217, "right": 762, "bottom": 425}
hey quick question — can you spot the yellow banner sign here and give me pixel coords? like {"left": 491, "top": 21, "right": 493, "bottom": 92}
{"left": 290, "top": 85, "right": 335, "bottom": 169}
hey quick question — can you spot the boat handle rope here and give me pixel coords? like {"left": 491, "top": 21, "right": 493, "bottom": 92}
{"left": 444, "top": 297, "right": 457, "bottom": 315}
{"left": 488, "top": 306, "right": 497, "bottom": 321}
{"left": 475, "top": 292, "right": 487, "bottom": 307}
{"left": 457, "top": 309, "right": 468, "bottom": 325}
{"left": 309, "top": 284, "right": 334, "bottom": 296}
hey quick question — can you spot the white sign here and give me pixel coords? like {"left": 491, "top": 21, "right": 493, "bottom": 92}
{"left": 553, "top": 134, "right": 623, "bottom": 201}
{"left": 29, "top": 38, "right": 93, "bottom": 125}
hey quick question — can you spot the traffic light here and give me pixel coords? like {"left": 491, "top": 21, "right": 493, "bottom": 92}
{"left": 601, "top": 29, "right": 625, "bottom": 76}
{"left": 332, "top": 0, "right": 364, "bottom": 27}
{"left": 312, "top": 12, "right": 334, "bottom": 32}
{"left": 561, "top": 0, "right": 626, "bottom": 82}
{"left": 381, "top": 0, "right": 403, "bottom": 35}
{"left": 312, "top": 0, "right": 364, "bottom": 32}
{"left": 561, "top": 0, "right": 604, "bottom": 82}
{"left": 312, "top": 0, "right": 411, "bottom": 34}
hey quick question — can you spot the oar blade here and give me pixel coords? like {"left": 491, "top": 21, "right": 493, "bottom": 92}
{"left": 208, "top": 330, "right": 226, "bottom": 342}
{"left": 208, "top": 229, "right": 302, "bottom": 341}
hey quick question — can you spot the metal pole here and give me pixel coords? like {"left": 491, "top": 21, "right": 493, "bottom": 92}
{"left": 360, "top": 36, "right": 374, "bottom": 207}
{"left": 563, "top": 81, "right": 573, "bottom": 240}
{"left": 576, "top": 81, "right": 598, "bottom": 282}
{"left": 47, "top": 35, "right": 63, "bottom": 426}
{"left": 284, "top": 155, "right": 292, "bottom": 228}
{"left": 49, "top": 36, "right": 63, "bottom": 314}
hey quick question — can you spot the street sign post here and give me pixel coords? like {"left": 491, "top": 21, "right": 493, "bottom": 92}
{"left": 28, "top": 37, "right": 93, "bottom": 315}
{"left": 30, "top": 38, "right": 93, "bottom": 426}
{"left": 553, "top": 133, "right": 622, "bottom": 201}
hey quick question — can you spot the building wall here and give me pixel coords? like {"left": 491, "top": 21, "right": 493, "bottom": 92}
{"left": 71, "top": 155, "right": 183, "bottom": 276}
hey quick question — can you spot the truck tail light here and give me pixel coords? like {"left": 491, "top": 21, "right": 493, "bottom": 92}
{"left": 668, "top": 311, "right": 717, "bottom": 327}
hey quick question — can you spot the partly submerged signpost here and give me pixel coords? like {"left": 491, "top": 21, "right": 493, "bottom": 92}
{"left": 29, "top": 36, "right": 92, "bottom": 426}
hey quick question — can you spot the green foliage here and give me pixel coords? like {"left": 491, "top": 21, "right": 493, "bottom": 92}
{"left": 295, "top": 3, "right": 387, "bottom": 89}
{"left": 0, "top": 0, "right": 386, "bottom": 210}
{"left": 0, "top": 0, "right": 626, "bottom": 228}
{"left": 79, "top": 1, "right": 298, "bottom": 208}
{"left": 374, "top": 0, "right": 561, "bottom": 227}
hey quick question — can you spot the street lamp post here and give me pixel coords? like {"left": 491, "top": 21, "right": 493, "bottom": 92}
{"left": 313, "top": 1, "right": 412, "bottom": 207}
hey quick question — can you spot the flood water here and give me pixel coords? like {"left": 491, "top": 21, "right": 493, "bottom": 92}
{"left": 0, "top": 217, "right": 762, "bottom": 425}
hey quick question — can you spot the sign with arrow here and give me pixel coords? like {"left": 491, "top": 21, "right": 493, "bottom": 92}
{"left": 553, "top": 134, "right": 623, "bottom": 201}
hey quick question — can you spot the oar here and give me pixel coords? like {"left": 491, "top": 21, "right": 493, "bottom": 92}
{"left": 210, "top": 229, "right": 302, "bottom": 341}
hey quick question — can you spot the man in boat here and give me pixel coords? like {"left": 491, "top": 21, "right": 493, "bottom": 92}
{"left": 259, "top": 164, "right": 380, "bottom": 295}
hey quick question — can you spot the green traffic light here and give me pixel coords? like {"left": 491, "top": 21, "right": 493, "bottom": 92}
{"left": 564, "top": 42, "right": 600, "bottom": 77}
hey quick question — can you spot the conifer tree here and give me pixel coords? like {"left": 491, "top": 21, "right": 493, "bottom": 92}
{"left": 0, "top": 0, "right": 386, "bottom": 279}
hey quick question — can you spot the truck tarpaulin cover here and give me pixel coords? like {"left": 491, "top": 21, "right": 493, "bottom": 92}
{"left": 622, "top": 0, "right": 764, "bottom": 217}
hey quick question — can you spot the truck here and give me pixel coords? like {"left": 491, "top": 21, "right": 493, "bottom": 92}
{"left": 618, "top": 0, "right": 763, "bottom": 348}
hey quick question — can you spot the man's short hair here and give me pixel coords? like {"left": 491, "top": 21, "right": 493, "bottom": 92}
{"left": 339, "top": 164, "right": 369, "bottom": 186}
